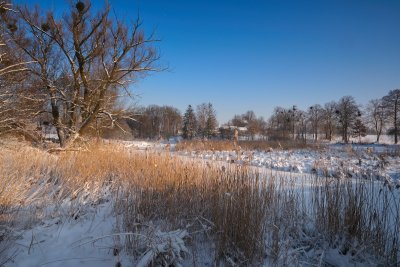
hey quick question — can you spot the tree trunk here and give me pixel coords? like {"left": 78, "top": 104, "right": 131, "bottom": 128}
{"left": 56, "top": 127, "right": 66, "bottom": 147}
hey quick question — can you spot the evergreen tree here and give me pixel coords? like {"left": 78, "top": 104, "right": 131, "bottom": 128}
{"left": 182, "top": 105, "right": 197, "bottom": 139}
{"left": 352, "top": 119, "right": 367, "bottom": 143}
{"left": 205, "top": 103, "right": 218, "bottom": 138}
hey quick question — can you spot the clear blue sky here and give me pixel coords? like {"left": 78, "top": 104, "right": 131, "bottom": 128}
{"left": 15, "top": 0, "right": 400, "bottom": 123}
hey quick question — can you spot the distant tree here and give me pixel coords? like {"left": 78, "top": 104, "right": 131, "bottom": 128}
{"left": 243, "top": 110, "right": 257, "bottom": 140}
{"left": 243, "top": 110, "right": 256, "bottom": 123}
{"left": 128, "top": 105, "right": 181, "bottom": 139}
{"left": 365, "top": 99, "right": 386, "bottom": 143}
{"left": 296, "top": 110, "right": 307, "bottom": 142}
{"left": 182, "top": 105, "right": 196, "bottom": 139}
{"left": 196, "top": 103, "right": 217, "bottom": 139}
{"left": 162, "top": 106, "right": 182, "bottom": 138}
{"left": 255, "top": 116, "right": 268, "bottom": 140}
{"left": 322, "top": 102, "right": 336, "bottom": 141}
{"left": 230, "top": 114, "right": 246, "bottom": 127}
{"left": 335, "top": 96, "right": 360, "bottom": 143}
{"left": 146, "top": 105, "right": 164, "bottom": 138}
{"left": 204, "top": 103, "right": 218, "bottom": 138}
{"left": 219, "top": 124, "right": 233, "bottom": 140}
{"left": 196, "top": 103, "right": 208, "bottom": 138}
{"left": 352, "top": 118, "right": 367, "bottom": 143}
{"left": 282, "top": 105, "right": 298, "bottom": 140}
{"left": 228, "top": 110, "right": 265, "bottom": 140}
{"left": 268, "top": 107, "right": 292, "bottom": 140}
{"left": 308, "top": 104, "right": 323, "bottom": 141}
{"left": 382, "top": 89, "right": 400, "bottom": 144}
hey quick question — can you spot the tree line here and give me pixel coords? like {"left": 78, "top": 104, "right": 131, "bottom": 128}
{"left": 120, "top": 102, "right": 218, "bottom": 141}
{"left": 225, "top": 92, "right": 398, "bottom": 144}
{"left": 125, "top": 89, "right": 397, "bottom": 145}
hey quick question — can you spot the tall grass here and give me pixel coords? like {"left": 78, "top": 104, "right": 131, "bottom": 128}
{"left": 312, "top": 176, "right": 400, "bottom": 265}
{"left": 0, "top": 142, "right": 399, "bottom": 265}
{"left": 114, "top": 155, "right": 270, "bottom": 264}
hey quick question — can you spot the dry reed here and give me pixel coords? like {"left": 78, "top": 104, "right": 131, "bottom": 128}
{"left": 0, "top": 142, "right": 398, "bottom": 265}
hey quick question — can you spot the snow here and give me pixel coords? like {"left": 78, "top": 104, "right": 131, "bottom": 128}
{"left": 3, "top": 138, "right": 400, "bottom": 266}
{"left": 5, "top": 196, "right": 122, "bottom": 267}
{"left": 178, "top": 143, "right": 400, "bottom": 184}
{"left": 136, "top": 229, "right": 189, "bottom": 267}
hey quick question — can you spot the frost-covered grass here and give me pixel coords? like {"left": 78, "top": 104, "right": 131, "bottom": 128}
{"left": 0, "top": 141, "right": 399, "bottom": 266}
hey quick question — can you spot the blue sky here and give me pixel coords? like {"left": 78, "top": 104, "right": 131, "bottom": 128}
{"left": 15, "top": 0, "right": 400, "bottom": 123}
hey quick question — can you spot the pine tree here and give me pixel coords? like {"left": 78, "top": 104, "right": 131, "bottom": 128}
{"left": 205, "top": 103, "right": 217, "bottom": 138}
{"left": 182, "top": 105, "right": 197, "bottom": 139}
{"left": 352, "top": 119, "right": 367, "bottom": 143}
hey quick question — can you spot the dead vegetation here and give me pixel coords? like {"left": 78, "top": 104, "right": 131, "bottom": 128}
{"left": 0, "top": 142, "right": 399, "bottom": 265}
{"left": 312, "top": 176, "right": 400, "bottom": 266}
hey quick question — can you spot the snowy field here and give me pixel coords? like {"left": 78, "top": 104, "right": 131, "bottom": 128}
{"left": 181, "top": 143, "right": 400, "bottom": 186}
{"left": 2, "top": 138, "right": 400, "bottom": 266}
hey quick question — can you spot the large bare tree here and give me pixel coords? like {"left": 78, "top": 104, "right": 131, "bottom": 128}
{"left": 382, "top": 89, "right": 400, "bottom": 144}
{"left": 322, "top": 102, "right": 336, "bottom": 141}
{"left": 308, "top": 104, "right": 323, "bottom": 141}
{"left": 365, "top": 99, "right": 386, "bottom": 143}
{"left": 335, "top": 96, "right": 360, "bottom": 143}
{"left": 5, "top": 1, "right": 160, "bottom": 147}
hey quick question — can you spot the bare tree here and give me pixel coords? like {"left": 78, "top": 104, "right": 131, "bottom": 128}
{"left": 335, "top": 96, "right": 360, "bottom": 143}
{"left": 6, "top": 1, "right": 161, "bottom": 147}
{"left": 308, "top": 104, "right": 323, "bottom": 141}
{"left": 162, "top": 106, "right": 182, "bottom": 138}
{"left": 196, "top": 103, "right": 218, "bottom": 139}
{"left": 132, "top": 105, "right": 181, "bottom": 139}
{"left": 0, "top": 2, "right": 42, "bottom": 139}
{"left": 229, "top": 110, "right": 264, "bottom": 140}
{"left": 382, "top": 89, "right": 400, "bottom": 144}
{"left": 230, "top": 114, "right": 247, "bottom": 127}
{"left": 196, "top": 103, "right": 208, "bottom": 139}
{"left": 268, "top": 107, "right": 292, "bottom": 140}
{"left": 365, "top": 99, "right": 385, "bottom": 143}
{"left": 296, "top": 110, "right": 307, "bottom": 142}
{"left": 322, "top": 102, "right": 336, "bottom": 141}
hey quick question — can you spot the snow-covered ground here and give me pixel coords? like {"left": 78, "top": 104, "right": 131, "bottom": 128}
{"left": 178, "top": 143, "right": 400, "bottom": 186}
{"left": 3, "top": 138, "right": 400, "bottom": 266}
